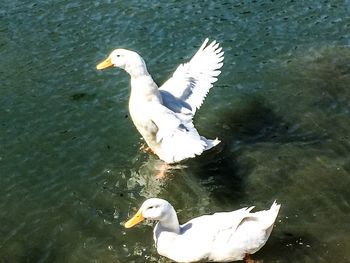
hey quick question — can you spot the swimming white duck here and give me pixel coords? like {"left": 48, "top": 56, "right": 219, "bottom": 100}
{"left": 125, "top": 198, "right": 281, "bottom": 262}
{"left": 96, "top": 38, "right": 223, "bottom": 164}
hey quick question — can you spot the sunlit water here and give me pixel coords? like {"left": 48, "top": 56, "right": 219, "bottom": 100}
{"left": 1, "top": 1, "right": 350, "bottom": 262}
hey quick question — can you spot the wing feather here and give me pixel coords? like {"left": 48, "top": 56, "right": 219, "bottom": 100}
{"left": 159, "top": 38, "right": 224, "bottom": 115}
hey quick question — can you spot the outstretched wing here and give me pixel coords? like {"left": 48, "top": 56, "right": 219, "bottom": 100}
{"left": 159, "top": 38, "right": 224, "bottom": 115}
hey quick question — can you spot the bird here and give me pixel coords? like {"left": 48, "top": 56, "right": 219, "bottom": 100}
{"left": 125, "top": 198, "right": 281, "bottom": 262}
{"left": 96, "top": 38, "right": 224, "bottom": 164}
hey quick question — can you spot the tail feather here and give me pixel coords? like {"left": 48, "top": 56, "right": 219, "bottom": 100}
{"left": 269, "top": 200, "right": 281, "bottom": 221}
{"left": 159, "top": 129, "right": 220, "bottom": 163}
{"left": 249, "top": 200, "right": 281, "bottom": 229}
{"left": 202, "top": 137, "right": 221, "bottom": 150}
{"left": 160, "top": 130, "right": 205, "bottom": 163}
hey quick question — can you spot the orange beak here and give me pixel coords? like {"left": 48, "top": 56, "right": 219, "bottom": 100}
{"left": 125, "top": 210, "right": 145, "bottom": 228}
{"left": 96, "top": 56, "right": 113, "bottom": 70}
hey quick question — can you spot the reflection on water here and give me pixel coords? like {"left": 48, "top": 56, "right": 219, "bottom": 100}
{"left": 1, "top": 0, "right": 350, "bottom": 262}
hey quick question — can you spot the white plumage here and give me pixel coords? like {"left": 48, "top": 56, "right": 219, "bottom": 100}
{"left": 96, "top": 38, "right": 223, "bottom": 163}
{"left": 125, "top": 198, "right": 281, "bottom": 262}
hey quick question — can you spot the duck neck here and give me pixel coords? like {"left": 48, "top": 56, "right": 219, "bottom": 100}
{"left": 125, "top": 56, "right": 149, "bottom": 78}
{"left": 127, "top": 56, "right": 162, "bottom": 105}
{"left": 158, "top": 207, "right": 180, "bottom": 234}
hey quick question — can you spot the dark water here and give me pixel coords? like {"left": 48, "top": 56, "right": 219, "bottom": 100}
{"left": 1, "top": 0, "right": 350, "bottom": 262}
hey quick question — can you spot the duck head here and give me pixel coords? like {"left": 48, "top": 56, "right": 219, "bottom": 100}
{"left": 125, "top": 198, "right": 173, "bottom": 228}
{"left": 96, "top": 48, "right": 148, "bottom": 76}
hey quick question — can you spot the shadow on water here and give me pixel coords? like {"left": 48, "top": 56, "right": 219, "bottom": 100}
{"left": 188, "top": 46, "right": 350, "bottom": 200}
{"left": 188, "top": 96, "right": 326, "bottom": 205}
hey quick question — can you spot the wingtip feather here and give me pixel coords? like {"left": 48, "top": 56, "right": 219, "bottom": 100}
{"left": 200, "top": 38, "right": 210, "bottom": 50}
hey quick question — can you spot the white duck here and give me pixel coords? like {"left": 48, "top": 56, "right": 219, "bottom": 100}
{"left": 96, "top": 39, "right": 223, "bottom": 164}
{"left": 125, "top": 198, "right": 281, "bottom": 262}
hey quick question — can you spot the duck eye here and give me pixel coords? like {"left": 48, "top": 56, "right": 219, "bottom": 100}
{"left": 116, "top": 54, "right": 121, "bottom": 57}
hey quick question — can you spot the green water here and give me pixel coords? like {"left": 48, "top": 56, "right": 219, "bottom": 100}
{"left": 1, "top": 0, "right": 350, "bottom": 262}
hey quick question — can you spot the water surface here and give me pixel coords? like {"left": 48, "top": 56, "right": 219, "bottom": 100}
{"left": 1, "top": 1, "right": 350, "bottom": 262}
